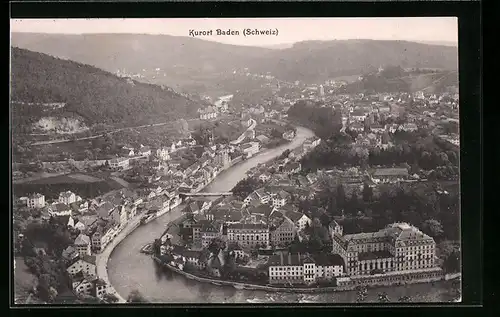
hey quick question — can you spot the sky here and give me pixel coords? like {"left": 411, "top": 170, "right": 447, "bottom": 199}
{"left": 10, "top": 18, "right": 458, "bottom": 47}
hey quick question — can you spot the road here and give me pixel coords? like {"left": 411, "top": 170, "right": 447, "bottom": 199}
{"left": 31, "top": 119, "right": 198, "bottom": 146}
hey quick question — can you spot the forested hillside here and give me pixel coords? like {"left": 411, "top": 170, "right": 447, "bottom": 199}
{"left": 11, "top": 47, "right": 202, "bottom": 128}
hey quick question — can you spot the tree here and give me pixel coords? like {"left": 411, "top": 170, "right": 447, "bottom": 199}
{"left": 422, "top": 219, "right": 444, "bottom": 238}
{"left": 232, "top": 178, "right": 261, "bottom": 200}
{"left": 127, "top": 289, "right": 148, "bottom": 303}
{"left": 104, "top": 293, "right": 120, "bottom": 303}
{"left": 362, "top": 184, "right": 374, "bottom": 203}
{"left": 442, "top": 250, "right": 460, "bottom": 274}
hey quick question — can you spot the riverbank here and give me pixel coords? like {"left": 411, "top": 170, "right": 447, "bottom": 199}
{"left": 95, "top": 215, "right": 143, "bottom": 303}
{"left": 152, "top": 255, "right": 447, "bottom": 294}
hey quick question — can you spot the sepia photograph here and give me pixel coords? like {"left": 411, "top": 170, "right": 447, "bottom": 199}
{"left": 11, "top": 17, "right": 461, "bottom": 305}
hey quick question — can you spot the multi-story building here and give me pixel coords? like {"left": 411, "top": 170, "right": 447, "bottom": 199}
{"left": 108, "top": 157, "right": 130, "bottom": 169}
{"left": 270, "top": 217, "right": 296, "bottom": 247}
{"left": 156, "top": 147, "right": 171, "bottom": 161}
{"left": 227, "top": 223, "right": 270, "bottom": 248}
{"left": 331, "top": 222, "right": 436, "bottom": 277}
{"left": 200, "top": 222, "right": 222, "bottom": 248}
{"left": 371, "top": 168, "right": 409, "bottom": 184}
{"left": 27, "top": 193, "right": 45, "bottom": 209}
{"left": 241, "top": 142, "right": 260, "bottom": 158}
{"left": 272, "top": 190, "right": 291, "bottom": 208}
{"left": 285, "top": 211, "right": 312, "bottom": 232}
{"left": 59, "top": 191, "right": 77, "bottom": 205}
{"left": 66, "top": 255, "right": 97, "bottom": 277}
{"left": 74, "top": 234, "right": 92, "bottom": 257}
{"left": 267, "top": 252, "right": 344, "bottom": 285}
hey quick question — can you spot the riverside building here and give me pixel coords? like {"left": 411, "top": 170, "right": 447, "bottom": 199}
{"left": 267, "top": 252, "right": 345, "bottom": 285}
{"left": 227, "top": 223, "right": 270, "bottom": 248}
{"left": 331, "top": 222, "right": 436, "bottom": 277}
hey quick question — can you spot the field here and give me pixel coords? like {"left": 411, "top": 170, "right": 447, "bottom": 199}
{"left": 17, "top": 172, "right": 103, "bottom": 185}
{"left": 13, "top": 172, "right": 125, "bottom": 199}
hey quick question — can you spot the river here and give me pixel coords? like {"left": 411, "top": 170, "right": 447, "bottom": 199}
{"left": 107, "top": 126, "right": 459, "bottom": 303}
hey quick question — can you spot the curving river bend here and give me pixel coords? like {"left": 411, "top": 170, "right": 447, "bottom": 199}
{"left": 107, "top": 126, "right": 458, "bottom": 303}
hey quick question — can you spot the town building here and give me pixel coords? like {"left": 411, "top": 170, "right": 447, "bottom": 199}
{"left": 66, "top": 255, "right": 97, "bottom": 277}
{"left": 241, "top": 142, "right": 260, "bottom": 158}
{"left": 156, "top": 147, "right": 171, "bottom": 161}
{"left": 48, "top": 203, "right": 72, "bottom": 217}
{"left": 285, "top": 211, "right": 312, "bottom": 232}
{"left": 331, "top": 222, "right": 436, "bottom": 277}
{"left": 26, "top": 193, "right": 45, "bottom": 209}
{"left": 272, "top": 190, "right": 291, "bottom": 208}
{"left": 137, "top": 146, "right": 152, "bottom": 157}
{"left": 282, "top": 130, "right": 295, "bottom": 141}
{"left": 74, "top": 234, "right": 92, "bottom": 257}
{"left": 227, "top": 223, "right": 270, "bottom": 248}
{"left": 198, "top": 106, "right": 218, "bottom": 120}
{"left": 371, "top": 168, "right": 409, "bottom": 184}
{"left": 270, "top": 216, "right": 296, "bottom": 247}
{"left": 267, "top": 252, "right": 344, "bottom": 285}
{"left": 108, "top": 157, "right": 130, "bottom": 169}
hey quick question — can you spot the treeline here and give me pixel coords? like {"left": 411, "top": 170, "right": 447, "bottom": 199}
{"left": 302, "top": 182, "right": 460, "bottom": 243}
{"left": 11, "top": 47, "right": 200, "bottom": 129}
{"left": 287, "top": 100, "right": 342, "bottom": 139}
{"left": 300, "top": 131, "right": 459, "bottom": 177}
{"left": 13, "top": 179, "right": 122, "bottom": 200}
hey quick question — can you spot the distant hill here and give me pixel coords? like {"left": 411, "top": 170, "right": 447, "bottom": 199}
{"left": 248, "top": 39, "right": 458, "bottom": 83}
{"left": 10, "top": 32, "right": 271, "bottom": 78}
{"left": 10, "top": 47, "right": 203, "bottom": 131}
{"left": 11, "top": 33, "right": 458, "bottom": 88}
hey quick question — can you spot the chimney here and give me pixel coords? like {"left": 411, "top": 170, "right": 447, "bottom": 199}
{"left": 280, "top": 252, "right": 284, "bottom": 266}
{"left": 288, "top": 252, "right": 292, "bottom": 265}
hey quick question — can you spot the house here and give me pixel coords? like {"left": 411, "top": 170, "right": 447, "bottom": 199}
{"left": 282, "top": 130, "right": 295, "bottom": 140}
{"left": 349, "top": 123, "right": 365, "bottom": 132}
{"left": 371, "top": 168, "right": 409, "bottom": 183}
{"left": 59, "top": 191, "right": 78, "bottom": 205}
{"left": 108, "top": 157, "right": 130, "bottom": 169}
{"left": 241, "top": 142, "right": 260, "bottom": 158}
{"left": 385, "top": 124, "right": 399, "bottom": 134}
{"left": 137, "top": 146, "right": 152, "bottom": 157}
{"left": 227, "top": 223, "right": 270, "bottom": 248}
{"left": 283, "top": 162, "right": 301, "bottom": 175}
{"left": 26, "top": 193, "right": 45, "bottom": 209}
{"left": 198, "top": 106, "right": 218, "bottom": 120}
{"left": 270, "top": 216, "right": 296, "bottom": 247}
{"left": 70, "top": 201, "right": 89, "bottom": 214}
{"left": 248, "top": 204, "right": 274, "bottom": 220}
{"left": 200, "top": 222, "right": 222, "bottom": 248}
{"left": 73, "top": 277, "right": 95, "bottom": 297}
{"left": 254, "top": 188, "right": 271, "bottom": 205}
{"left": 370, "top": 124, "right": 386, "bottom": 133}
{"left": 399, "top": 123, "right": 418, "bottom": 132}
{"left": 49, "top": 203, "right": 72, "bottom": 217}
{"left": 74, "top": 234, "right": 92, "bottom": 257}
{"left": 61, "top": 246, "right": 79, "bottom": 263}
{"left": 66, "top": 255, "right": 97, "bottom": 277}
{"left": 258, "top": 172, "right": 272, "bottom": 182}
{"left": 255, "top": 134, "right": 270, "bottom": 144}
{"left": 351, "top": 110, "right": 367, "bottom": 122}
{"left": 93, "top": 278, "right": 109, "bottom": 300}
{"left": 96, "top": 202, "right": 115, "bottom": 219}
{"left": 156, "top": 147, "right": 171, "bottom": 161}
{"left": 272, "top": 190, "right": 291, "bottom": 208}
{"left": 74, "top": 220, "right": 86, "bottom": 232}
{"left": 306, "top": 173, "right": 318, "bottom": 184}
{"left": 79, "top": 215, "right": 98, "bottom": 233}
{"left": 285, "top": 211, "right": 312, "bottom": 232}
